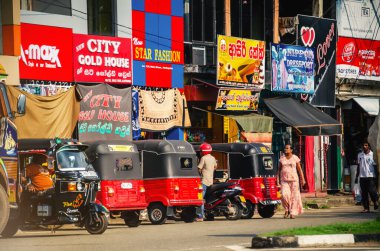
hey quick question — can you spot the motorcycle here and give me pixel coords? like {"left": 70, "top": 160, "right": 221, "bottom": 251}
{"left": 204, "top": 182, "right": 246, "bottom": 221}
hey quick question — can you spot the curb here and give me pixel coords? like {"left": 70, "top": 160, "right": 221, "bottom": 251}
{"left": 251, "top": 234, "right": 380, "bottom": 248}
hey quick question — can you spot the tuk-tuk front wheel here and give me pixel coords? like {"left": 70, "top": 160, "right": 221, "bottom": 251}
{"left": 258, "top": 204, "right": 276, "bottom": 218}
{"left": 85, "top": 213, "right": 108, "bottom": 234}
{"left": 122, "top": 211, "right": 142, "bottom": 227}
{"left": 241, "top": 201, "right": 255, "bottom": 219}
{"left": 148, "top": 203, "right": 167, "bottom": 225}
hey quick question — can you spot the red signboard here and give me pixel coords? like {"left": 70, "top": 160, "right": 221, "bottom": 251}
{"left": 73, "top": 34, "right": 132, "bottom": 84}
{"left": 20, "top": 23, "right": 73, "bottom": 82}
{"left": 337, "top": 36, "right": 380, "bottom": 81}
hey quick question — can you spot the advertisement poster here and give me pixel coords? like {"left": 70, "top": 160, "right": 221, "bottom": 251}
{"left": 132, "top": 1, "right": 184, "bottom": 88}
{"left": 77, "top": 84, "right": 132, "bottom": 141}
{"left": 297, "top": 15, "right": 337, "bottom": 107}
{"left": 73, "top": 34, "right": 132, "bottom": 84}
{"left": 337, "top": 36, "right": 380, "bottom": 80}
{"left": 337, "top": 0, "right": 380, "bottom": 40}
{"left": 215, "top": 89, "right": 260, "bottom": 111}
{"left": 217, "top": 35, "right": 265, "bottom": 88}
{"left": 20, "top": 23, "right": 73, "bottom": 82}
{"left": 271, "top": 43, "right": 314, "bottom": 94}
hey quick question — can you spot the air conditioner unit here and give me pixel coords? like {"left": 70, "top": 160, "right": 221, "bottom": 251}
{"left": 192, "top": 46, "right": 206, "bottom": 66}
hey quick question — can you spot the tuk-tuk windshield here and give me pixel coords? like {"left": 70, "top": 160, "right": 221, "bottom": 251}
{"left": 57, "top": 147, "right": 89, "bottom": 170}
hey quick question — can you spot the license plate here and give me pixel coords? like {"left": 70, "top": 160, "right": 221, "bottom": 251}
{"left": 81, "top": 171, "right": 98, "bottom": 177}
{"left": 239, "top": 196, "right": 246, "bottom": 202}
{"left": 121, "top": 182, "right": 132, "bottom": 189}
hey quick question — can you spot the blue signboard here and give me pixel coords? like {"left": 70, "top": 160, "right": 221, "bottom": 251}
{"left": 271, "top": 43, "right": 315, "bottom": 94}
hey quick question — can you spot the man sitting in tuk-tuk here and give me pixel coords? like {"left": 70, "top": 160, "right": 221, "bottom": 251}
{"left": 24, "top": 154, "right": 54, "bottom": 192}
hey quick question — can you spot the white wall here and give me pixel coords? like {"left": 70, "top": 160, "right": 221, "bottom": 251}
{"left": 116, "top": 0, "right": 132, "bottom": 38}
{"left": 20, "top": 0, "right": 88, "bottom": 34}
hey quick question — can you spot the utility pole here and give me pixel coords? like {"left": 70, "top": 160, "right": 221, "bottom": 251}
{"left": 273, "top": 0, "right": 279, "bottom": 43}
{"left": 225, "top": 0, "right": 231, "bottom": 36}
{"left": 313, "top": 0, "right": 323, "bottom": 17}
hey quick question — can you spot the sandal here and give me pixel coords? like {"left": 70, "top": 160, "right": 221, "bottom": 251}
{"left": 361, "top": 209, "right": 370, "bottom": 213}
{"left": 283, "top": 211, "right": 289, "bottom": 218}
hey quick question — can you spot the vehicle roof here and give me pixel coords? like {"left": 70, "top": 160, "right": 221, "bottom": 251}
{"left": 85, "top": 140, "right": 138, "bottom": 154}
{"left": 18, "top": 139, "right": 85, "bottom": 151}
{"left": 134, "top": 140, "right": 195, "bottom": 154}
{"left": 194, "top": 142, "right": 273, "bottom": 155}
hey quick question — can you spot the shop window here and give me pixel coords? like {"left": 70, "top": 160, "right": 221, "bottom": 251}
{"left": 20, "top": 0, "right": 72, "bottom": 16}
{"left": 87, "top": 0, "right": 116, "bottom": 36}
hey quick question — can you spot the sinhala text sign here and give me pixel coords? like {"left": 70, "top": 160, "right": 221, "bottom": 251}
{"left": 215, "top": 89, "right": 260, "bottom": 111}
{"left": 271, "top": 43, "right": 315, "bottom": 94}
{"left": 217, "top": 35, "right": 265, "bottom": 88}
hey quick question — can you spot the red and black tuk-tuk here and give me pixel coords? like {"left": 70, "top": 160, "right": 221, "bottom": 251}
{"left": 85, "top": 141, "right": 147, "bottom": 227}
{"left": 210, "top": 143, "right": 281, "bottom": 219}
{"left": 134, "top": 140, "right": 203, "bottom": 225}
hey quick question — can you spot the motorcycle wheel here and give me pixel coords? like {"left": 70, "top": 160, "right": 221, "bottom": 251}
{"left": 148, "top": 203, "right": 167, "bottom": 225}
{"left": 85, "top": 213, "right": 108, "bottom": 234}
{"left": 1, "top": 218, "right": 19, "bottom": 238}
{"left": 241, "top": 201, "right": 254, "bottom": 219}
{"left": 224, "top": 203, "right": 243, "bottom": 220}
{"left": 204, "top": 211, "right": 214, "bottom": 221}
{"left": 180, "top": 207, "right": 196, "bottom": 223}
{"left": 0, "top": 186, "right": 10, "bottom": 234}
{"left": 122, "top": 211, "right": 142, "bottom": 228}
{"left": 258, "top": 204, "right": 276, "bottom": 218}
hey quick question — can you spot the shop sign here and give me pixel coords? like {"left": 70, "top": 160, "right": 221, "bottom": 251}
{"left": 77, "top": 84, "right": 132, "bottom": 141}
{"left": 215, "top": 88, "right": 260, "bottom": 111}
{"left": 73, "top": 34, "right": 132, "bottom": 84}
{"left": 132, "top": 1, "right": 184, "bottom": 88}
{"left": 297, "top": 15, "right": 336, "bottom": 108}
{"left": 20, "top": 23, "right": 73, "bottom": 82}
{"left": 337, "top": 0, "right": 380, "bottom": 40}
{"left": 337, "top": 36, "right": 380, "bottom": 80}
{"left": 0, "top": 56, "right": 20, "bottom": 85}
{"left": 271, "top": 43, "right": 314, "bottom": 94}
{"left": 217, "top": 35, "right": 265, "bottom": 88}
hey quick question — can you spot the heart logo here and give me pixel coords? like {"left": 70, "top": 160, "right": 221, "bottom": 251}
{"left": 300, "top": 26, "right": 315, "bottom": 47}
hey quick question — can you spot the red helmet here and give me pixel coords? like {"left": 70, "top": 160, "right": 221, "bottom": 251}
{"left": 200, "top": 143, "right": 212, "bottom": 154}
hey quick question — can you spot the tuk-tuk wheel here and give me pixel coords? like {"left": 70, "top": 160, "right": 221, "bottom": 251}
{"left": 180, "top": 207, "right": 196, "bottom": 223}
{"left": 258, "top": 204, "right": 276, "bottom": 218}
{"left": 241, "top": 201, "right": 254, "bottom": 219}
{"left": 148, "top": 203, "right": 167, "bottom": 225}
{"left": 85, "top": 213, "right": 108, "bottom": 234}
{"left": 122, "top": 211, "right": 142, "bottom": 227}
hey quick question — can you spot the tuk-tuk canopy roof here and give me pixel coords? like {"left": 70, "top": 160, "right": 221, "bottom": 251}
{"left": 205, "top": 143, "right": 273, "bottom": 156}
{"left": 85, "top": 140, "right": 138, "bottom": 155}
{"left": 18, "top": 138, "right": 87, "bottom": 152}
{"left": 134, "top": 140, "right": 195, "bottom": 154}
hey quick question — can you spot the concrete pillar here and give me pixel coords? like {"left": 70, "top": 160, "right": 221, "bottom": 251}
{"left": 1, "top": 0, "right": 20, "bottom": 56}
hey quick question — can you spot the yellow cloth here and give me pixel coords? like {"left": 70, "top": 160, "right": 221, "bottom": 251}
{"left": 6, "top": 86, "right": 79, "bottom": 139}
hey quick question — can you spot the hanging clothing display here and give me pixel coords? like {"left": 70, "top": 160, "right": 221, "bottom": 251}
{"left": 132, "top": 89, "right": 141, "bottom": 140}
{"left": 19, "top": 84, "right": 72, "bottom": 96}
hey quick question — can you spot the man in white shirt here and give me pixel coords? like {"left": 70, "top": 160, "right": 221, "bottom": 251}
{"left": 355, "top": 142, "right": 379, "bottom": 213}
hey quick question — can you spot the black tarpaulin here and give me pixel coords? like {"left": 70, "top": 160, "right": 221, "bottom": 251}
{"left": 264, "top": 97, "right": 342, "bottom": 136}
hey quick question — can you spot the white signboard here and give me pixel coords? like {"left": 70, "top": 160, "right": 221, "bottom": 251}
{"left": 337, "top": 0, "right": 380, "bottom": 40}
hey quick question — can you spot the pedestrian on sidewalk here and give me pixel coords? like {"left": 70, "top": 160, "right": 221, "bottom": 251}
{"left": 355, "top": 141, "right": 379, "bottom": 213}
{"left": 277, "top": 144, "right": 306, "bottom": 219}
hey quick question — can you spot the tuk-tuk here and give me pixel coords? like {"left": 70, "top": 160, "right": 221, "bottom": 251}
{"left": 1, "top": 138, "right": 109, "bottom": 237}
{"left": 134, "top": 140, "right": 203, "bottom": 225}
{"left": 209, "top": 143, "right": 281, "bottom": 219}
{"left": 85, "top": 141, "right": 147, "bottom": 227}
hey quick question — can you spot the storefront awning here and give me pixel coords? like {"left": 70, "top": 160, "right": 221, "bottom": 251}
{"left": 192, "top": 107, "right": 273, "bottom": 132}
{"left": 264, "top": 97, "right": 342, "bottom": 136}
{"left": 353, "top": 97, "right": 379, "bottom": 116}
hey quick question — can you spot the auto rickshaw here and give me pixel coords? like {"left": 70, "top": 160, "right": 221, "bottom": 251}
{"left": 1, "top": 138, "right": 109, "bottom": 237}
{"left": 134, "top": 140, "right": 203, "bottom": 225}
{"left": 85, "top": 141, "right": 147, "bottom": 227}
{"left": 209, "top": 143, "right": 281, "bottom": 219}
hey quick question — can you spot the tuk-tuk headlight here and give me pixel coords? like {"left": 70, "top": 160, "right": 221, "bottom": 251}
{"left": 67, "top": 182, "right": 77, "bottom": 192}
{"left": 77, "top": 182, "right": 84, "bottom": 191}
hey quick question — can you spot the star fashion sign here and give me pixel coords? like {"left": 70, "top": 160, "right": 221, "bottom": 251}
{"left": 73, "top": 34, "right": 132, "bottom": 84}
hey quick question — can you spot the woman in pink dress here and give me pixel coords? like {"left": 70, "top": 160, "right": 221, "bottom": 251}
{"left": 278, "top": 144, "right": 306, "bottom": 219}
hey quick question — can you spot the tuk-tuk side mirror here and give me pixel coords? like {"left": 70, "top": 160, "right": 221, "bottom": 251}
{"left": 16, "top": 94, "right": 26, "bottom": 116}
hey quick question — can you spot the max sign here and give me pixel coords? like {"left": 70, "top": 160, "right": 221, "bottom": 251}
{"left": 73, "top": 34, "right": 132, "bottom": 84}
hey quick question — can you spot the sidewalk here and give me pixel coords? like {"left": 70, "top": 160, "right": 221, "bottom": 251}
{"left": 301, "top": 191, "right": 356, "bottom": 209}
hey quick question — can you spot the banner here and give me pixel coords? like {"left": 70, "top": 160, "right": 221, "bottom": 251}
{"left": 337, "top": 37, "right": 380, "bottom": 80}
{"left": 20, "top": 23, "right": 73, "bottom": 82}
{"left": 271, "top": 43, "right": 314, "bottom": 94}
{"left": 297, "top": 15, "right": 337, "bottom": 107}
{"left": 215, "top": 89, "right": 260, "bottom": 111}
{"left": 73, "top": 34, "right": 132, "bottom": 84}
{"left": 241, "top": 132, "right": 272, "bottom": 149}
{"left": 337, "top": 0, "right": 380, "bottom": 40}
{"left": 138, "top": 89, "right": 191, "bottom": 131}
{"left": 132, "top": 1, "right": 184, "bottom": 88}
{"left": 217, "top": 35, "right": 265, "bottom": 88}
{"left": 77, "top": 84, "right": 132, "bottom": 141}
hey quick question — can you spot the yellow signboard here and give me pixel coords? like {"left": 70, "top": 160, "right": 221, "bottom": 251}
{"left": 217, "top": 35, "right": 265, "bottom": 88}
{"left": 216, "top": 88, "right": 260, "bottom": 111}
{"left": 108, "top": 145, "right": 134, "bottom": 152}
